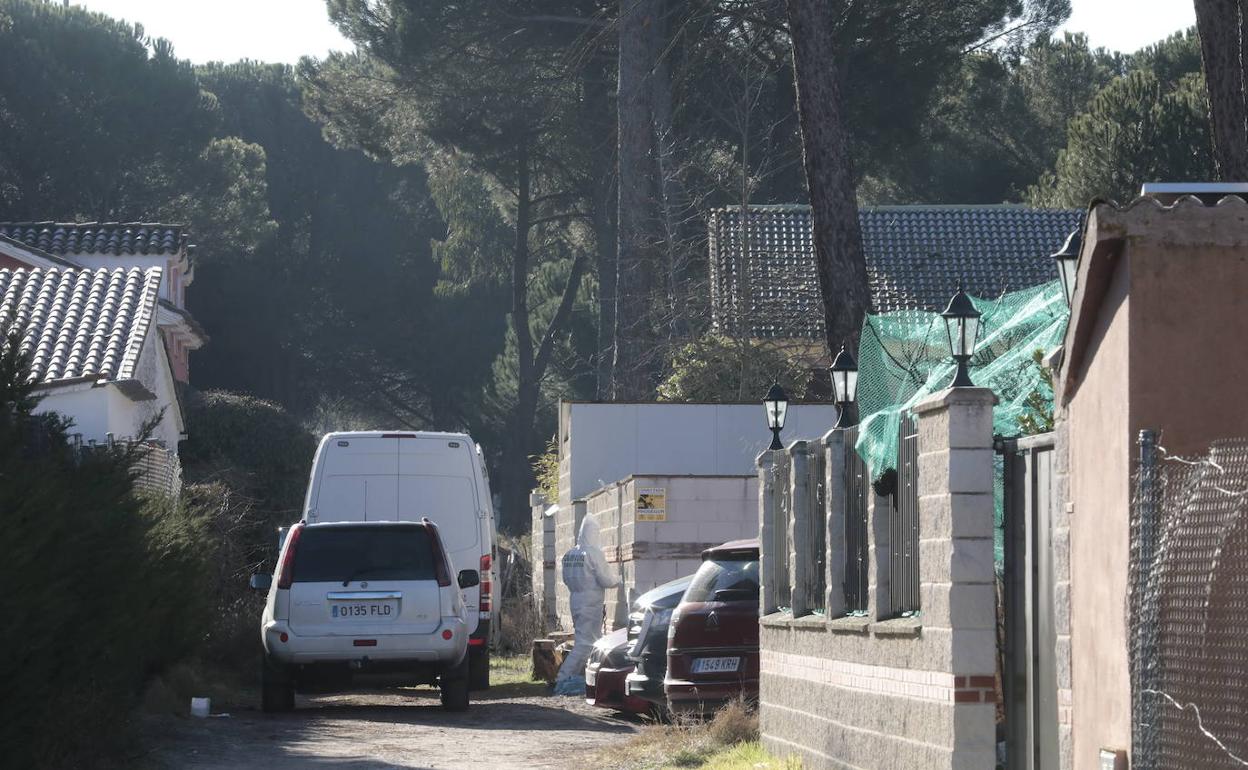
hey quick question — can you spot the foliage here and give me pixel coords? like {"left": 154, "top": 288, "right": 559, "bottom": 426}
{"left": 0, "top": 335, "right": 210, "bottom": 767}
{"left": 531, "top": 437, "right": 560, "bottom": 504}
{"left": 1028, "top": 32, "right": 1213, "bottom": 207}
{"left": 1017, "top": 349, "right": 1056, "bottom": 435}
{"left": 657, "top": 335, "right": 813, "bottom": 402}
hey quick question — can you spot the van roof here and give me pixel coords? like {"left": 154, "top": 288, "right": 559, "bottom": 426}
{"left": 321, "top": 430, "right": 475, "bottom": 442}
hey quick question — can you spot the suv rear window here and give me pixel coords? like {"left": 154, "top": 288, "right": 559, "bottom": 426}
{"left": 293, "top": 526, "right": 437, "bottom": 584}
{"left": 683, "top": 557, "right": 760, "bottom": 603}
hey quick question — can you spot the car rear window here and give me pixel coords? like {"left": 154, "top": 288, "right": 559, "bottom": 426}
{"left": 683, "top": 558, "right": 760, "bottom": 603}
{"left": 293, "top": 526, "right": 437, "bottom": 584}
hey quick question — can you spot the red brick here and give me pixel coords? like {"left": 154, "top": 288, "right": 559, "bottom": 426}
{"left": 968, "top": 675, "right": 995, "bottom": 688}
{"left": 954, "top": 676, "right": 968, "bottom": 688}
{"left": 954, "top": 690, "right": 980, "bottom": 703}
{"left": 980, "top": 689, "right": 998, "bottom": 703}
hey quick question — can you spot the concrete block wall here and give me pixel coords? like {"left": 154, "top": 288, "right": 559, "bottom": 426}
{"left": 551, "top": 474, "right": 758, "bottom": 631}
{"left": 759, "top": 388, "right": 999, "bottom": 770}
{"left": 529, "top": 493, "right": 558, "bottom": 630}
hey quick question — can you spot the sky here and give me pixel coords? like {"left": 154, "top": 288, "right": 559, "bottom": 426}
{"left": 74, "top": 0, "right": 1198, "bottom": 65}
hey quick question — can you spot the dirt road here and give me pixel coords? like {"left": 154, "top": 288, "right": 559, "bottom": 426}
{"left": 143, "top": 684, "right": 640, "bottom": 769}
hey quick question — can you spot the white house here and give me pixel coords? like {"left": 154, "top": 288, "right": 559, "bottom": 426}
{"left": 0, "top": 223, "right": 206, "bottom": 494}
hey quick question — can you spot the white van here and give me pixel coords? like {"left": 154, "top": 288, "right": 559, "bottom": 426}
{"left": 302, "top": 431, "right": 498, "bottom": 689}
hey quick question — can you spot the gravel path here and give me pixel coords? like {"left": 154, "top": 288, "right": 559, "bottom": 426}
{"left": 143, "top": 685, "right": 641, "bottom": 769}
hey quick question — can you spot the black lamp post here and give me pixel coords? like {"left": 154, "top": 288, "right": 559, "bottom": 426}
{"left": 764, "top": 383, "right": 789, "bottom": 451}
{"left": 830, "top": 343, "right": 858, "bottom": 429}
{"left": 941, "top": 287, "right": 982, "bottom": 388}
{"left": 1053, "top": 229, "right": 1081, "bottom": 306}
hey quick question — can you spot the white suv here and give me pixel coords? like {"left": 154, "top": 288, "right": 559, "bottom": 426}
{"left": 250, "top": 519, "right": 476, "bottom": 712}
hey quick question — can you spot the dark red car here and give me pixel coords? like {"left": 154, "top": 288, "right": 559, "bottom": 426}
{"left": 584, "top": 627, "right": 651, "bottom": 714}
{"left": 663, "top": 539, "right": 760, "bottom": 715}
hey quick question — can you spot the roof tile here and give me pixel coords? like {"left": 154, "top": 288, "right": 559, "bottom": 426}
{"left": 0, "top": 222, "right": 187, "bottom": 256}
{"left": 708, "top": 205, "right": 1082, "bottom": 338}
{"left": 0, "top": 267, "right": 162, "bottom": 384}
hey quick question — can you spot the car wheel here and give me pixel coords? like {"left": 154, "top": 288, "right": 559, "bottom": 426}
{"left": 439, "top": 655, "right": 470, "bottom": 712}
{"left": 261, "top": 656, "right": 295, "bottom": 713}
{"left": 468, "top": 645, "right": 490, "bottom": 691}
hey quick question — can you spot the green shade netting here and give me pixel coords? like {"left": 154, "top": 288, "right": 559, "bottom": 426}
{"left": 853, "top": 279, "right": 1069, "bottom": 569}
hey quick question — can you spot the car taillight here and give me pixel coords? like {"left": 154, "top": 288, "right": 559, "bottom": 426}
{"left": 479, "top": 554, "right": 492, "bottom": 611}
{"left": 425, "top": 518, "right": 453, "bottom": 587}
{"left": 276, "top": 522, "right": 304, "bottom": 589}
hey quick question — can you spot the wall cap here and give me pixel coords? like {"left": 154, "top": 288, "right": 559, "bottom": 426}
{"left": 912, "top": 387, "right": 998, "bottom": 415}
{"left": 870, "top": 617, "right": 924, "bottom": 637}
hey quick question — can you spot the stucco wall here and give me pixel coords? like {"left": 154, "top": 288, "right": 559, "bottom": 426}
{"left": 1067, "top": 256, "right": 1132, "bottom": 767}
{"left": 1062, "top": 197, "right": 1248, "bottom": 769}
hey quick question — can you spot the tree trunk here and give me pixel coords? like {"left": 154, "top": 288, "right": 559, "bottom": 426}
{"left": 650, "top": 0, "right": 688, "bottom": 341}
{"left": 500, "top": 135, "right": 537, "bottom": 533}
{"left": 613, "top": 0, "right": 659, "bottom": 400}
{"left": 497, "top": 134, "right": 591, "bottom": 533}
{"left": 1195, "top": 0, "right": 1248, "bottom": 179}
{"left": 785, "top": 0, "right": 871, "bottom": 352}
{"left": 584, "top": 53, "right": 618, "bottom": 400}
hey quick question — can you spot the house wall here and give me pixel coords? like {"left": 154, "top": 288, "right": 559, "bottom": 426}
{"left": 1066, "top": 256, "right": 1132, "bottom": 767}
{"left": 759, "top": 389, "right": 999, "bottom": 769}
{"left": 1062, "top": 197, "right": 1248, "bottom": 769}
{"left": 551, "top": 474, "right": 758, "bottom": 631}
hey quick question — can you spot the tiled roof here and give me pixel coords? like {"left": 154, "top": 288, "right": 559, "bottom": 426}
{"left": 0, "top": 222, "right": 187, "bottom": 256}
{"left": 0, "top": 267, "right": 162, "bottom": 384}
{"left": 708, "top": 205, "right": 1082, "bottom": 338}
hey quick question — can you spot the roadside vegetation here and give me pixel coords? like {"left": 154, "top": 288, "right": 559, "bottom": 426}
{"left": 593, "top": 700, "right": 799, "bottom": 770}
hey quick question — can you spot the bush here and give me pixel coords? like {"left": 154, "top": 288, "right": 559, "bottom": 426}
{"left": 178, "top": 390, "right": 316, "bottom": 665}
{"left": 0, "top": 338, "right": 210, "bottom": 767}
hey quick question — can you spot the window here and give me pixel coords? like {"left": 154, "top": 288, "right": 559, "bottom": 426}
{"left": 293, "top": 525, "right": 436, "bottom": 584}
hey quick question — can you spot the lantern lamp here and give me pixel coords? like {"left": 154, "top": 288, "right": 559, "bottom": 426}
{"left": 940, "top": 287, "right": 982, "bottom": 388}
{"left": 764, "top": 383, "right": 789, "bottom": 451}
{"left": 829, "top": 343, "right": 858, "bottom": 429}
{"left": 1053, "top": 229, "right": 1081, "bottom": 307}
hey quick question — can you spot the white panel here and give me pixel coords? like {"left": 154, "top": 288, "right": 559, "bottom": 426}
{"left": 566, "top": 402, "right": 838, "bottom": 501}
{"left": 398, "top": 475, "right": 479, "bottom": 552}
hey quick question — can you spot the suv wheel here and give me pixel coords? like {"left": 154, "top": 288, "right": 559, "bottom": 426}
{"left": 439, "top": 655, "right": 470, "bottom": 712}
{"left": 261, "top": 656, "right": 295, "bottom": 713}
{"left": 469, "top": 645, "right": 490, "bottom": 691}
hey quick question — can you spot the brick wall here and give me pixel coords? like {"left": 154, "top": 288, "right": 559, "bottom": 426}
{"left": 759, "top": 388, "right": 998, "bottom": 769}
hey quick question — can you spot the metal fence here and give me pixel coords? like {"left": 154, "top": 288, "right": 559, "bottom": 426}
{"left": 1131, "top": 433, "right": 1248, "bottom": 769}
{"left": 890, "top": 412, "right": 920, "bottom": 616}
{"left": 843, "top": 425, "right": 870, "bottom": 613}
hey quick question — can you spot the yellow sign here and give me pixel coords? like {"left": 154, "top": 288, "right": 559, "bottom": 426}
{"left": 636, "top": 487, "right": 667, "bottom": 521}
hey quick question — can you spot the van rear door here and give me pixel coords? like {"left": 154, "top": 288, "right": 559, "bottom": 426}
{"left": 312, "top": 437, "right": 399, "bottom": 522}
{"left": 286, "top": 525, "right": 441, "bottom": 636}
{"left": 397, "top": 438, "right": 481, "bottom": 610}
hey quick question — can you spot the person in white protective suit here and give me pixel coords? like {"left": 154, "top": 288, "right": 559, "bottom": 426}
{"left": 554, "top": 517, "right": 619, "bottom": 693}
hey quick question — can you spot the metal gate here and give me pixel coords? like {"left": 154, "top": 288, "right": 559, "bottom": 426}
{"left": 1000, "top": 434, "right": 1060, "bottom": 770}
{"left": 843, "top": 425, "right": 870, "bottom": 613}
{"left": 890, "top": 413, "right": 920, "bottom": 616}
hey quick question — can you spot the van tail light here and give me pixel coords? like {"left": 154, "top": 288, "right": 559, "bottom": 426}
{"left": 276, "top": 523, "right": 304, "bottom": 589}
{"left": 425, "top": 518, "right": 453, "bottom": 587}
{"left": 479, "top": 554, "right": 492, "bottom": 612}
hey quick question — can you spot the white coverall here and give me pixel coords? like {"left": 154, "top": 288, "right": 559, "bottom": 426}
{"left": 554, "top": 517, "right": 619, "bottom": 691}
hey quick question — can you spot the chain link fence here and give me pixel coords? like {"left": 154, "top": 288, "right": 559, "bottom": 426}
{"left": 1131, "top": 433, "right": 1248, "bottom": 769}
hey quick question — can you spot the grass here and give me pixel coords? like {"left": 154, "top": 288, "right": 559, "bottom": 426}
{"left": 480, "top": 653, "right": 549, "bottom": 699}
{"left": 592, "top": 699, "right": 800, "bottom": 769}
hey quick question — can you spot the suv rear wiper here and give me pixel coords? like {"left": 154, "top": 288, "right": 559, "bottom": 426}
{"left": 341, "top": 566, "right": 376, "bottom": 587}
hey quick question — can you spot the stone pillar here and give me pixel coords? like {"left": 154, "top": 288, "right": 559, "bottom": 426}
{"left": 913, "top": 386, "right": 998, "bottom": 768}
{"left": 758, "top": 450, "right": 781, "bottom": 616}
{"left": 823, "top": 429, "right": 848, "bottom": 618}
{"left": 788, "top": 441, "right": 813, "bottom": 617}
